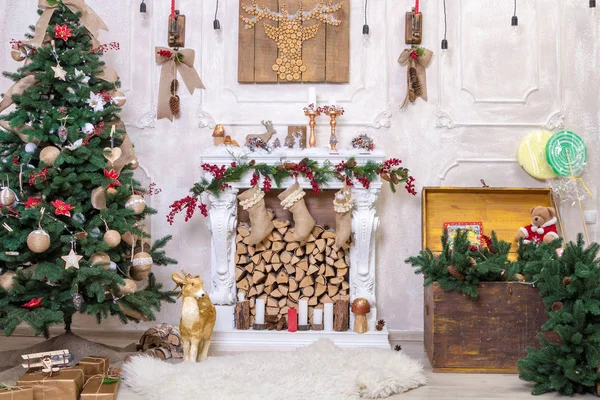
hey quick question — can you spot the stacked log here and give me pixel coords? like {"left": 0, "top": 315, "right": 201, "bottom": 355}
{"left": 235, "top": 220, "right": 350, "bottom": 326}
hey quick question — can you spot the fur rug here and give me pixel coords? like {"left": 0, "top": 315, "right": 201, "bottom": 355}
{"left": 123, "top": 339, "right": 426, "bottom": 400}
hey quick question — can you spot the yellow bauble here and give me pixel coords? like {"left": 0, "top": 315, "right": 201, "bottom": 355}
{"left": 11, "top": 49, "right": 25, "bottom": 62}
{"left": 27, "top": 229, "right": 50, "bottom": 253}
{"left": 128, "top": 158, "right": 139, "bottom": 170}
{"left": 90, "top": 252, "right": 111, "bottom": 269}
{"left": 0, "top": 271, "right": 16, "bottom": 291}
{"left": 111, "top": 90, "right": 126, "bottom": 107}
{"left": 130, "top": 252, "right": 152, "bottom": 281}
{"left": 0, "top": 187, "right": 16, "bottom": 206}
{"left": 40, "top": 146, "right": 60, "bottom": 166}
{"left": 103, "top": 230, "right": 121, "bottom": 247}
{"left": 117, "top": 279, "right": 137, "bottom": 295}
{"left": 125, "top": 195, "right": 146, "bottom": 215}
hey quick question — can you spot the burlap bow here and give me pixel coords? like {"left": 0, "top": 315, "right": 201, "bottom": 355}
{"left": 398, "top": 47, "right": 433, "bottom": 108}
{"left": 0, "top": 75, "right": 37, "bottom": 113}
{"left": 26, "top": 0, "right": 108, "bottom": 48}
{"left": 155, "top": 47, "right": 205, "bottom": 121}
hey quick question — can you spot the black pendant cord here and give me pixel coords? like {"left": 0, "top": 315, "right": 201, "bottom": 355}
{"left": 214, "top": 0, "right": 221, "bottom": 30}
{"left": 591, "top": 0, "right": 596, "bottom": 8}
{"left": 140, "top": 0, "right": 146, "bottom": 14}
{"left": 362, "top": 0, "right": 369, "bottom": 35}
{"left": 512, "top": 0, "right": 519, "bottom": 26}
{"left": 441, "top": 0, "right": 448, "bottom": 50}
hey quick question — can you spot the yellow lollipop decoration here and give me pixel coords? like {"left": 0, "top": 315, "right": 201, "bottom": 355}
{"left": 518, "top": 131, "right": 557, "bottom": 180}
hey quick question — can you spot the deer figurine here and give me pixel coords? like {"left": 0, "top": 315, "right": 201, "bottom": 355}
{"left": 245, "top": 120, "right": 277, "bottom": 146}
{"left": 172, "top": 271, "right": 216, "bottom": 362}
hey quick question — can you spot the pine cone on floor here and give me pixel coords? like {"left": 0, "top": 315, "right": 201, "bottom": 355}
{"left": 170, "top": 95, "right": 181, "bottom": 117}
{"left": 376, "top": 319, "right": 386, "bottom": 331}
{"left": 447, "top": 265, "right": 466, "bottom": 281}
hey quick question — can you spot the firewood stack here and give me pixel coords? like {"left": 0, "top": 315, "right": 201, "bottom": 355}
{"left": 137, "top": 323, "right": 183, "bottom": 360}
{"left": 235, "top": 219, "right": 350, "bottom": 327}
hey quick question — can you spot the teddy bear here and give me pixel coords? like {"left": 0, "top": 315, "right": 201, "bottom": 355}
{"left": 515, "top": 206, "right": 559, "bottom": 244}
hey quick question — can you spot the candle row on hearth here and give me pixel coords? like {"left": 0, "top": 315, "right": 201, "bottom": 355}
{"left": 238, "top": 298, "right": 349, "bottom": 332}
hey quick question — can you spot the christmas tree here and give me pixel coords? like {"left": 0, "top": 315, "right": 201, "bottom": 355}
{"left": 0, "top": 1, "right": 175, "bottom": 338}
{"left": 518, "top": 234, "right": 600, "bottom": 396}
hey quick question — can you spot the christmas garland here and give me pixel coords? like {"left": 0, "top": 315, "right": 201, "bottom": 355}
{"left": 167, "top": 157, "right": 415, "bottom": 224}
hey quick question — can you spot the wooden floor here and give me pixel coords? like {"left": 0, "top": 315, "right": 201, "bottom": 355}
{"left": 0, "top": 332, "right": 592, "bottom": 399}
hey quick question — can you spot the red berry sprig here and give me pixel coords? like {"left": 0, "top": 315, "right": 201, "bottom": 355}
{"left": 201, "top": 163, "right": 227, "bottom": 180}
{"left": 167, "top": 195, "right": 198, "bottom": 225}
{"left": 405, "top": 176, "right": 416, "bottom": 196}
{"left": 262, "top": 176, "right": 272, "bottom": 193}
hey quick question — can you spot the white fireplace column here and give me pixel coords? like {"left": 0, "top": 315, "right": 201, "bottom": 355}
{"left": 207, "top": 190, "right": 239, "bottom": 305}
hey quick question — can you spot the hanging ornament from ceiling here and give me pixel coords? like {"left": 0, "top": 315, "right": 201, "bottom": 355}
{"left": 214, "top": 0, "right": 221, "bottom": 30}
{"left": 441, "top": 0, "right": 448, "bottom": 51}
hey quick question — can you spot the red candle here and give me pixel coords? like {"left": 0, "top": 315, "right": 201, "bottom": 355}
{"left": 171, "top": 0, "right": 176, "bottom": 19}
{"left": 415, "top": 0, "right": 419, "bottom": 14}
{"left": 288, "top": 308, "right": 298, "bottom": 332}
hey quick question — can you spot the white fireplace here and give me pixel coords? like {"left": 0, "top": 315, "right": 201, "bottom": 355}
{"left": 200, "top": 147, "right": 390, "bottom": 350}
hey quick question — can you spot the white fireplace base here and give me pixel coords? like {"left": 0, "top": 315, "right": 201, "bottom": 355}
{"left": 211, "top": 306, "right": 390, "bottom": 351}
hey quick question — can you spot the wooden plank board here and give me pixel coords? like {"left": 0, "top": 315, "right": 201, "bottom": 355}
{"left": 238, "top": 1, "right": 256, "bottom": 83}
{"left": 422, "top": 187, "right": 558, "bottom": 256}
{"left": 325, "top": 1, "right": 350, "bottom": 83}
{"left": 250, "top": 0, "right": 279, "bottom": 83}
{"left": 301, "top": 0, "right": 326, "bottom": 82}
{"left": 425, "top": 282, "right": 547, "bottom": 373}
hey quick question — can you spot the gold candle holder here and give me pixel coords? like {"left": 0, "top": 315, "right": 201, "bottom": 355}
{"left": 327, "top": 109, "right": 342, "bottom": 151}
{"left": 304, "top": 110, "right": 318, "bottom": 148}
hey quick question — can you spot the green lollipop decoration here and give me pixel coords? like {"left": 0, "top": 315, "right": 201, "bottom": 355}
{"left": 545, "top": 130, "right": 587, "bottom": 177}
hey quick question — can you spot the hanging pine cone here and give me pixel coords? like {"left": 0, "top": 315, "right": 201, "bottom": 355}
{"left": 170, "top": 79, "right": 179, "bottom": 95}
{"left": 408, "top": 89, "right": 417, "bottom": 103}
{"left": 447, "top": 265, "right": 465, "bottom": 281}
{"left": 375, "top": 319, "right": 386, "bottom": 331}
{"left": 563, "top": 276, "right": 572, "bottom": 285}
{"left": 551, "top": 301, "right": 564, "bottom": 312}
{"left": 169, "top": 95, "right": 181, "bottom": 117}
{"left": 409, "top": 67, "right": 422, "bottom": 96}
{"left": 513, "top": 274, "right": 526, "bottom": 282}
{"left": 467, "top": 256, "right": 477, "bottom": 267}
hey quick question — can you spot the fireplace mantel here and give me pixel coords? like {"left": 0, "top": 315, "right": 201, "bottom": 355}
{"left": 200, "top": 146, "right": 390, "bottom": 349}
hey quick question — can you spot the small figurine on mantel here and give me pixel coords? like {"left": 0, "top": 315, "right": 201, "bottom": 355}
{"left": 213, "top": 124, "right": 225, "bottom": 146}
{"left": 244, "top": 120, "right": 277, "bottom": 146}
{"left": 352, "top": 134, "right": 374, "bottom": 152}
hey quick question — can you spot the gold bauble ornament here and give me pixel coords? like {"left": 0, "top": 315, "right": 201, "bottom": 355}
{"left": 106, "top": 187, "right": 118, "bottom": 195}
{"left": 0, "top": 187, "right": 16, "bottom": 206}
{"left": 111, "top": 90, "right": 126, "bottom": 107}
{"left": 40, "top": 146, "right": 60, "bottom": 166}
{"left": 128, "top": 158, "right": 139, "bottom": 170}
{"left": 27, "top": 229, "right": 50, "bottom": 253}
{"left": 122, "top": 231, "right": 136, "bottom": 246}
{"left": 117, "top": 279, "right": 137, "bottom": 295}
{"left": 125, "top": 195, "right": 146, "bottom": 215}
{"left": 0, "top": 271, "right": 16, "bottom": 291}
{"left": 130, "top": 251, "right": 153, "bottom": 281}
{"left": 11, "top": 49, "right": 26, "bottom": 62}
{"left": 90, "top": 252, "right": 111, "bottom": 269}
{"left": 103, "top": 230, "right": 122, "bottom": 247}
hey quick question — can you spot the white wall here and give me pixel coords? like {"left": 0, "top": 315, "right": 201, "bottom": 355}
{"left": 1, "top": 0, "right": 598, "bottom": 334}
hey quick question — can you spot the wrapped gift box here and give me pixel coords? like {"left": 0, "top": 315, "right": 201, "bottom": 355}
{"left": 79, "top": 356, "right": 109, "bottom": 380}
{"left": 80, "top": 377, "right": 119, "bottom": 400}
{"left": 422, "top": 187, "right": 559, "bottom": 373}
{"left": 0, "top": 386, "right": 33, "bottom": 399}
{"left": 17, "top": 367, "right": 84, "bottom": 400}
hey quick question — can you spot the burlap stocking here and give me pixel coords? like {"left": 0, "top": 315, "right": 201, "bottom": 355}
{"left": 238, "top": 185, "right": 274, "bottom": 246}
{"left": 278, "top": 183, "right": 315, "bottom": 242}
{"left": 334, "top": 185, "right": 354, "bottom": 248}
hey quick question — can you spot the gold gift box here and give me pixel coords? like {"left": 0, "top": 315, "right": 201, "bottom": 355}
{"left": 80, "top": 377, "right": 119, "bottom": 400}
{"left": 17, "top": 368, "right": 84, "bottom": 400}
{"left": 79, "top": 356, "right": 109, "bottom": 380}
{"left": 0, "top": 386, "right": 33, "bottom": 400}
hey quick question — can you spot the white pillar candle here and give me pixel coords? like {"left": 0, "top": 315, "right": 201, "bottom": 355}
{"left": 324, "top": 303, "right": 334, "bottom": 331}
{"left": 307, "top": 86, "right": 317, "bottom": 107}
{"left": 329, "top": 96, "right": 337, "bottom": 108}
{"left": 255, "top": 298, "right": 265, "bottom": 324}
{"left": 313, "top": 309, "right": 323, "bottom": 325}
{"left": 298, "top": 299, "right": 308, "bottom": 325}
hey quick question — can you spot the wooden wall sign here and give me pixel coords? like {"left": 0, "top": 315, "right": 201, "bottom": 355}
{"left": 238, "top": 0, "right": 349, "bottom": 84}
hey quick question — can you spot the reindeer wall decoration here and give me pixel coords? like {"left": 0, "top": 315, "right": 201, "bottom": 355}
{"left": 241, "top": 1, "right": 344, "bottom": 82}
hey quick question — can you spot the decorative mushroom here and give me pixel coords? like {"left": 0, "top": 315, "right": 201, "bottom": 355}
{"left": 351, "top": 298, "right": 371, "bottom": 334}
{"left": 213, "top": 124, "right": 225, "bottom": 146}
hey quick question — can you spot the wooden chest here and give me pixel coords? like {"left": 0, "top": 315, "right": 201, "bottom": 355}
{"left": 421, "top": 187, "right": 559, "bottom": 373}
